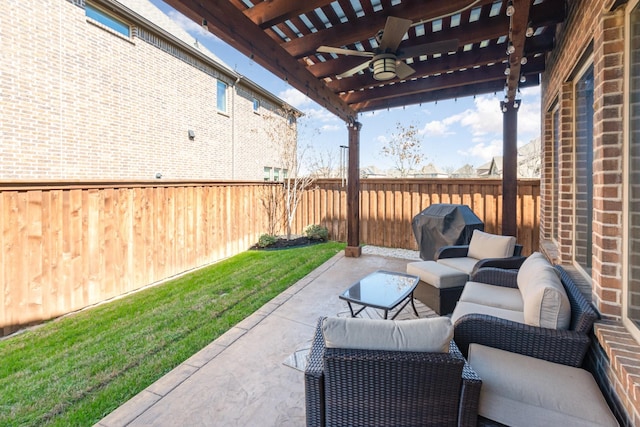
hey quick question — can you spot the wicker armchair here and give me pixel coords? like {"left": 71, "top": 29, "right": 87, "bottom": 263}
{"left": 453, "top": 265, "right": 599, "bottom": 367}
{"left": 305, "top": 318, "right": 482, "bottom": 427}
{"left": 435, "top": 243, "right": 525, "bottom": 276}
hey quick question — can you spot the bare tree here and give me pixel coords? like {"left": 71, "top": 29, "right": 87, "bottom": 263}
{"left": 307, "top": 147, "right": 338, "bottom": 178}
{"left": 380, "top": 122, "right": 425, "bottom": 177}
{"left": 262, "top": 106, "right": 315, "bottom": 240}
{"left": 258, "top": 184, "right": 283, "bottom": 236}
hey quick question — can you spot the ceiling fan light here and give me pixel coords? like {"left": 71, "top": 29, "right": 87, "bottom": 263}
{"left": 372, "top": 54, "right": 397, "bottom": 81}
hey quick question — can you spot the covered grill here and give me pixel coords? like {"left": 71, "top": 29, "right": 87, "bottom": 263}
{"left": 411, "top": 204, "right": 484, "bottom": 261}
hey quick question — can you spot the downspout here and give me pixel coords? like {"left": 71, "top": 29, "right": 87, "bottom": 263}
{"left": 231, "top": 75, "right": 242, "bottom": 179}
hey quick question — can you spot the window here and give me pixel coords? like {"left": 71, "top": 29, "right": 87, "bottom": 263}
{"left": 253, "top": 98, "right": 260, "bottom": 113}
{"left": 627, "top": 1, "right": 640, "bottom": 335}
{"left": 552, "top": 106, "right": 560, "bottom": 242}
{"left": 217, "top": 80, "right": 228, "bottom": 113}
{"left": 263, "top": 167, "right": 271, "bottom": 181}
{"left": 282, "top": 169, "right": 288, "bottom": 180}
{"left": 85, "top": 3, "right": 130, "bottom": 38}
{"left": 574, "top": 63, "right": 594, "bottom": 273}
{"left": 273, "top": 168, "right": 280, "bottom": 181}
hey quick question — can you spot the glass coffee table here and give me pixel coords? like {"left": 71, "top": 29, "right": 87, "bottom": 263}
{"left": 339, "top": 270, "right": 420, "bottom": 320}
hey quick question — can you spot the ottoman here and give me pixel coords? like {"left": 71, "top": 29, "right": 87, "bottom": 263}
{"left": 406, "top": 260, "right": 468, "bottom": 315}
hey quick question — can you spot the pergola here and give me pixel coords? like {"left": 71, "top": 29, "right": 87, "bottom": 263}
{"left": 164, "top": 0, "right": 565, "bottom": 257}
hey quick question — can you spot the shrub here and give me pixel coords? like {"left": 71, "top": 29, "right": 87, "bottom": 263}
{"left": 304, "top": 224, "right": 329, "bottom": 241}
{"left": 257, "top": 234, "right": 278, "bottom": 248}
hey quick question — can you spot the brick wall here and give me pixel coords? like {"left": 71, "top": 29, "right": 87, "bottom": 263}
{"left": 0, "top": 0, "right": 289, "bottom": 180}
{"left": 540, "top": 0, "right": 638, "bottom": 424}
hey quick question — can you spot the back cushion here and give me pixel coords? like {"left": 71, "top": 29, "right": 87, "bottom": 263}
{"left": 517, "top": 252, "right": 571, "bottom": 329}
{"left": 467, "top": 230, "right": 516, "bottom": 259}
{"left": 322, "top": 316, "right": 453, "bottom": 353}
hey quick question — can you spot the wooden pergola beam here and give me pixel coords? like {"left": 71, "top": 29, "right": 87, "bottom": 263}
{"left": 282, "top": 0, "right": 497, "bottom": 58}
{"left": 243, "top": 0, "right": 333, "bottom": 29}
{"left": 163, "top": 0, "right": 357, "bottom": 122}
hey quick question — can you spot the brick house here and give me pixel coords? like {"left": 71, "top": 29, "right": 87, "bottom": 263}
{"left": 540, "top": 0, "right": 640, "bottom": 423}
{"left": 1, "top": 0, "right": 296, "bottom": 180}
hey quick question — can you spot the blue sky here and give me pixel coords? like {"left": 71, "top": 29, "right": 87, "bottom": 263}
{"left": 149, "top": 0, "right": 541, "bottom": 172}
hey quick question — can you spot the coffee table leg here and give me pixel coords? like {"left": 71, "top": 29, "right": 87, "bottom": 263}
{"left": 410, "top": 292, "right": 419, "bottom": 317}
{"left": 347, "top": 301, "right": 355, "bottom": 317}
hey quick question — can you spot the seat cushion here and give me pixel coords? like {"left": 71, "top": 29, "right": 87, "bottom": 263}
{"left": 407, "top": 260, "right": 469, "bottom": 289}
{"left": 468, "top": 344, "right": 619, "bottom": 427}
{"left": 322, "top": 316, "right": 453, "bottom": 353}
{"left": 517, "top": 252, "right": 571, "bottom": 329}
{"left": 451, "top": 301, "right": 524, "bottom": 325}
{"left": 459, "top": 281, "right": 524, "bottom": 311}
{"left": 467, "top": 230, "right": 516, "bottom": 259}
{"left": 437, "top": 257, "right": 479, "bottom": 275}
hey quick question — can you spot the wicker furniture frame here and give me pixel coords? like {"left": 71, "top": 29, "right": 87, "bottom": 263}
{"left": 305, "top": 317, "right": 482, "bottom": 427}
{"left": 453, "top": 265, "right": 599, "bottom": 367}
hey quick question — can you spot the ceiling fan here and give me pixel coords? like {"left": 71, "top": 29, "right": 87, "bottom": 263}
{"left": 317, "top": 16, "right": 458, "bottom": 81}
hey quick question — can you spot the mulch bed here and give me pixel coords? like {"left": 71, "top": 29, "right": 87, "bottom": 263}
{"left": 250, "top": 236, "right": 323, "bottom": 250}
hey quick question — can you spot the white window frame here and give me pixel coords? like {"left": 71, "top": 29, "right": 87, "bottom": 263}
{"left": 85, "top": 2, "right": 132, "bottom": 40}
{"left": 217, "top": 80, "right": 228, "bottom": 114}
{"left": 253, "top": 98, "right": 260, "bottom": 114}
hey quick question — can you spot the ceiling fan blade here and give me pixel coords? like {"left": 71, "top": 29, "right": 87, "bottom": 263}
{"left": 317, "top": 46, "right": 374, "bottom": 58}
{"left": 336, "top": 60, "right": 372, "bottom": 78}
{"left": 397, "top": 39, "right": 459, "bottom": 59}
{"left": 379, "top": 16, "right": 413, "bottom": 53}
{"left": 395, "top": 61, "right": 416, "bottom": 79}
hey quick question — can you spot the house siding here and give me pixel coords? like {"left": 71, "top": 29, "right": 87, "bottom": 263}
{"left": 0, "top": 0, "right": 291, "bottom": 180}
{"left": 541, "top": 0, "right": 638, "bottom": 424}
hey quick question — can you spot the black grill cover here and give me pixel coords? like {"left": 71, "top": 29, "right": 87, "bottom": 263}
{"left": 412, "top": 204, "right": 484, "bottom": 261}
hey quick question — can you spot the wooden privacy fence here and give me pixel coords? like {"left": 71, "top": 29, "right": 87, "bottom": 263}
{"left": 293, "top": 178, "right": 540, "bottom": 256}
{"left": 1, "top": 178, "right": 539, "bottom": 336}
{"left": 0, "top": 181, "right": 274, "bottom": 336}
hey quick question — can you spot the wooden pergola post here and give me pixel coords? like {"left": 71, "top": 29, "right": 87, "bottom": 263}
{"left": 501, "top": 99, "right": 519, "bottom": 237}
{"left": 345, "top": 120, "right": 362, "bottom": 257}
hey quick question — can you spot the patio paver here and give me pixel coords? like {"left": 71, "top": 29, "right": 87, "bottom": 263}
{"left": 96, "top": 250, "right": 432, "bottom": 426}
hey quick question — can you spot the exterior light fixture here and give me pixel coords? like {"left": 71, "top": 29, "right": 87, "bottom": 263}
{"left": 520, "top": 56, "right": 528, "bottom": 65}
{"left": 504, "top": 67, "right": 511, "bottom": 75}
{"left": 202, "top": 18, "right": 208, "bottom": 30}
{"left": 372, "top": 54, "right": 397, "bottom": 81}
{"left": 514, "top": 101, "right": 520, "bottom": 109}
{"left": 188, "top": 129, "right": 195, "bottom": 140}
{"left": 520, "top": 75, "right": 527, "bottom": 83}
{"left": 506, "top": 0, "right": 515, "bottom": 17}
{"left": 507, "top": 43, "right": 515, "bottom": 55}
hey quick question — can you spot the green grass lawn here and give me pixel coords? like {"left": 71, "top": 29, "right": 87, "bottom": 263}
{"left": 0, "top": 241, "right": 345, "bottom": 427}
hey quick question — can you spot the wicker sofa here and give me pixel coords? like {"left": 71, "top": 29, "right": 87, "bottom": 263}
{"left": 304, "top": 316, "right": 482, "bottom": 427}
{"left": 452, "top": 253, "right": 599, "bottom": 367}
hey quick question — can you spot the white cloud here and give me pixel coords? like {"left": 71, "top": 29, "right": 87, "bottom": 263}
{"left": 278, "top": 88, "right": 313, "bottom": 109}
{"left": 168, "top": 11, "right": 220, "bottom": 42}
{"left": 321, "top": 124, "right": 340, "bottom": 132}
{"left": 458, "top": 139, "right": 503, "bottom": 163}
{"left": 420, "top": 120, "right": 454, "bottom": 136}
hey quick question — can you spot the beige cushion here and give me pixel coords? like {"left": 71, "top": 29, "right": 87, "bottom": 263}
{"left": 467, "top": 230, "right": 516, "bottom": 260}
{"left": 459, "top": 281, "right": 524, "bottom": 312}
{"left": 469, "top": 344, "right": 619, "bottom": 427}
{"left": 407, "top": 260, "right": 469, "bottom": 289}
{"left": 451, "top": 301, "right": 524, "bottom": 325}
{"left": 322, "top": 316, "right": 453, "bottom": 353}
{"left": 517, "top": 252, "right": 571, "bottom": 329}
{"left": 437, "top": 257, "right": 479, "bottom": 275}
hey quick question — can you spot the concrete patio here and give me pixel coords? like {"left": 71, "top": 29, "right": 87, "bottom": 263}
{"left": 96, "top": 248, "right": 432, "bottom": 426}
